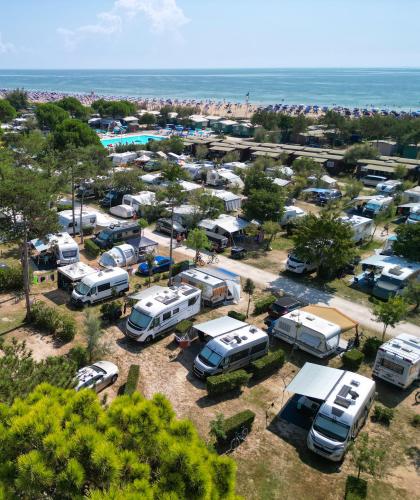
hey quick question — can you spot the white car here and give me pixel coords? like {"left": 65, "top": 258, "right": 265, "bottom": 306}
{"left": 75, "top": 361, "right": 119, "bottom": 392}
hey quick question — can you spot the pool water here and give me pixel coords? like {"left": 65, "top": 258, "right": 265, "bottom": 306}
{"left": 100, "top": 134, "right": 164, "bottom": 147}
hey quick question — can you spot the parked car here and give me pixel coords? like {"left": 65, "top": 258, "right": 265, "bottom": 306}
{"left": 266, "top": 295, "right": 305, "bottom": 320}
{"left": 0, "top": 263, "right": 9, "bottom": 270}
{"left": 137, "top": 256, "right": 174, "bottom": 275}
{"left": 75, "top": 361, "right": 119, "bottom": 392}
{"left": 155, "top": 218, "right": 186, "bottom": 237}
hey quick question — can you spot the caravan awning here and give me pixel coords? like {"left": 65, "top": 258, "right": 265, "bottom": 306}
{"left": 286, "top": 363, "right": 343, "bottom": 401}
{"left": 301, "top": 305, "right": 358, "bottom": 333}
{"left": 193, "top": 316, "right": 247, "bottom": 339}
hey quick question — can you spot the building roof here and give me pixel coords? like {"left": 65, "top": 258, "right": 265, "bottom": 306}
{"left": 300, "top": 305, "right": 358, "bottom": 333}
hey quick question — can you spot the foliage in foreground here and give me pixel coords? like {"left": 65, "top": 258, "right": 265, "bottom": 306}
{"left": 0, "top": 384, "right": 238, "bottom": 499}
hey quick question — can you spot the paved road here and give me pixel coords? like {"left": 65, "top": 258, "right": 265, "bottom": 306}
{"left": 145, "top": 228, "right": 420, "bottom": 338}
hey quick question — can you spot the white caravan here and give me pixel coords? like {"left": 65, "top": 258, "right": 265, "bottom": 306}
{"left": 287, "top": 363, "right": 376, "bottom": 462}
{"left": 109, "top": 204, "right": 135, "bottom": 219}
{"left": 30, "top": 232, "right": 80, "bottom": 266}
{"left": 125, "top": 284, "right": 201, "bottom": 343}
{"left": 58, "top": 210, "right": 97, "bottom": 234}
{"left": 193, "top": 325, "right": 269, "bottom": 378}
{"left": 339, "top": 215, "right": 374, "bottom": 244}
{"left": 71, "top": 268, "right": 129, "bottom": 307}
{"left": 122, "top": 191, "right": 156, "bottom": 215}
{"left": 99, "top": 243, "right": 138, "bottom": 268}
{"left": 376, "top": 179, "right": 402, "bottom": 195}
{"left": 373, "top": 334, "right": 420, "bottom": 389}
{"left": 285, "top": 253, "right": 316, "bottom": 274}
{"left": 280, "top": 206, "right": 306, "bottom": 227}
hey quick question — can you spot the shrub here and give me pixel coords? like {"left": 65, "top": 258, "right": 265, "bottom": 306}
{"left": 206, "top": 370, "right": 251, "bottom": 396}
{"left": 0, "top": 266, "right": 24, "bottom": 292}
{"left": 345, "top": 476, "right": 367, "bottom": 500}
{"left": 251, "top": 349, "right": 285, "bottom": 379}
{"left": 83, "top": 226, "right": 95, "bottom": 236}
{"left": 362, "top": 337, "right": 382, "bottom": 358}
{"left": 411, "top": 414, "right": 420, "bottom": 428}
{"left": 84, "top": 238, "right": 100, "bottom": 258}
{"left": 172, "top": 260, "right": 190, "bottom": 277}
{"left": 253, "top": 294, "right": 276, "bottom": 315}
{"left": 342, "top": 349, "right": 364, "bottom": 371}
{"left": 100, "top": 301, "right": 123, "bottom": 322}
{"left": 124, "top": 364, "right": 140, "bottom": 395}
{"left": 68, "top": 345, "right": 89, "bottom": 368}
{"left": 153, "top": 273, "right": 161, "bottom": 282}
{"left": 372, "top": 404, "right": 395, "bottom": 426}
{"left": 215, "top": 410, "right": 256, "bottom": 445}
{"left": 30, "top": 301, "right": 76, "bottom": 343}
{"left": 58, "top": 315, "right": 77, "bottom": 342}
{"left": 175, "top": 320, "right": 193, "bottom": 334}
{"left": 227, "top": 310, "right": 246, "bottom": 322}
{"left": 162, "top": 272, "right": 169, "bottom": 280}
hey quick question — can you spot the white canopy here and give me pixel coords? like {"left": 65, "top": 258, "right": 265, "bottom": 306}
{"left": 286, "top": 363, "right": 343, "bottom": 401}
{"left": 192, "top": 316, "right": 247, "bottom": 339}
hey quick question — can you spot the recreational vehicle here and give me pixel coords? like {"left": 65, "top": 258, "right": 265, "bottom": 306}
{"left": 280, "top": 206, "right": 306, "bottom": 227}
{"left": 376, "top": 179, "right": 402, "bottom": 195}
{"left": 71, "top": 268, "right": 129, "bottom": 307}
{"left": 125, "top": 284, "right": 201, "bottom": 343}
{"left": 362, "top": 196, "right": 393, "bottom": 218}
{"left": 93, "top": 222, "right": 141, "bottom": 249}
{"left": 122, "top": 191, "right": 156, "bottom": 215}
{"left": 30, "top": 233, "right": 80, "bottom": 267}
{"left": 193, "top": 325, "right": 269, "bottom": 378}
{"left": 407, "top": 207, "right": 420, "bottom": 224}
{"left": 287, "top": 363, "right": 376, "bottom": 462}
{"left": 109, "top": 204, "right": 135, "bottom": 219}
{"left": 57, "top": 262, "right": 97, "bottom": 292}
{"left": 183, "top": 315, "right": 247, "bottom": 343}
{"left": 373, "top": 334, "right": 420, "bottom": 389}
{"left": 339, "top": 215, "right": 374, "bottom": 244}
{"left": 58, "top": 210, "right": 97, "bottom": 234}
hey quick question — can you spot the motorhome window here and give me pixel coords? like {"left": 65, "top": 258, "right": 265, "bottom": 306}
{"left": 279, "top": 321, "right": 291, "bottom": 333}
{"left": 162, "top": 312, "right": 171, "bottom": 321}
{"left": 365, "top": 202, "right": 379, "bottom": 211}
{"left": 230, "top": 349, "right": 249, "bottom": 363}
{"left": 313, "top": 414, "right": 350, "bottom": 442}
{"left": 250, "top": 342, "right": 267, "bottom": 354}
{"left": 408, "top": 212, "right": 420, "bottom": 222}
{"left": 198, "top": 346, "right": 222, "bottom": 368}
{"left": 96, "top": 230, "right": 111, "bottom": 241}
{"left": 173, "top": 308, "right": 179, "bottom": 314}
{"left": 188, "top": 296, "right": 198, "bottom": 306}
{"left": 62, "top": 250, "right": 78, "bottom": 259}
{"left": 89, "top": 217, "right": 96, "bottom": 223}
{"left": 377, "top": 276, "right": 403, "bottom": 287}
{"left": 98, "top": 283, "right": 111, "bottom": 293}
{"left": 75, "top": 282, "right": 90, "bottom": 295}
{"left": 380, "top": 358, "right": 404, "bottom": 374}
{"left": 130, "top": 310, "right": 152, "bottom": 330}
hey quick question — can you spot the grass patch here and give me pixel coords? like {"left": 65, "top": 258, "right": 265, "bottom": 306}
{"left": 0, "top": 310, "right": 26, "bottom": 335}
{"left": 270, "top": 235, "right": 294, "bottom": 252}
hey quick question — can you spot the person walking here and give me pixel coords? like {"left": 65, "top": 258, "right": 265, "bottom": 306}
{"left": 381, "top": 223, "right": 389, "bottom": 236}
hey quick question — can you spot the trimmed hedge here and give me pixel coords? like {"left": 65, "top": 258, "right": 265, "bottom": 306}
{"left": 172, "top": 260, "right": 190, "bottom": 277}
{"left": 207, "top": 370, "right": 251, "bottom": 396}
{"left": 30, "top": 301, "right": 76, "bottom": 342}
{"left": 175, "top": 320, "right": 193, "bottom": 335}
{"left": 84, "top": 238, "right": 101, "bottom": 258}
{"left": 342, "top": 349, "right": 364, "bottom": 371}
{"left": 0, "top": 266, "right": 24, "bottom": 292}
{"left": 218, "top": 410, "right": 256, "bottom": 445}
{"left": 228, "top": 310, "right": 246, "bottom": 322}
{"left": 362, "top": 337, "right": 382, "bottom": 358}
{"left": 253, "top": 294, "right": 276, "bottom": 316}
{"left": 372, "top": 404, "right": 394, "bottom": 426}
{"left": 251, "top": 349, "right": 285, "bottom": 379}
{"left": 345, "top": 476, "right": 367, "bottom": 500}
{"left": 124, "top": 364, "right": 140, "bottom": 395}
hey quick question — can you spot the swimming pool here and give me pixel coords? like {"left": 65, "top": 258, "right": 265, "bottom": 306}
{"left": 100, "top": 134, "right": 164, "bottom": 147}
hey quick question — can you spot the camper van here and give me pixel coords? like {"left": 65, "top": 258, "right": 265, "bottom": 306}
{"left": 125, "top": 284, "right": 201, "bottom": 343}
{"left": 71, "top": 268, "right": 129, "bottom": 307}
{"left": 58, "top": 210, "right": 97, "bottom": 234}
{"left": 193, "top": 325, "right": 269, "bottom": 378}
{"left": 362, "top": 196, "right": 393, "bottom": 218}
{"left": 376, "top": 179, "right": 402, "bottom": 195}
{"left": 57, "top": 262, "right": 96, "bottom": 292}
{"left": 360, "top": 174, "right": 387, "bottom": 187}
{"left": 285, "top": 253, "right": 316, "bottom": 274}
{"left": 373, "top": 334, "right": 420, "bottom": 389}
{"left": 93, "top": 222, "right": 141, "bottom": 249}
{"left": 339, "top": 215, "right": 374, "bottom": 244}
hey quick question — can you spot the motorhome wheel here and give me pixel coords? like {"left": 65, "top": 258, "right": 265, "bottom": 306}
{"left": 144, "top": 336, "right": 153, "bottom": 344}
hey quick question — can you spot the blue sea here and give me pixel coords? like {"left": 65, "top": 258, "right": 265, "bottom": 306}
{"left": 0, "top": 68, "right": 419, "bottom": 110}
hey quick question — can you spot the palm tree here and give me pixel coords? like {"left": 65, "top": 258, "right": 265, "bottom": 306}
{"left": 243, "top": 279, "right": 255, "bottom": 318}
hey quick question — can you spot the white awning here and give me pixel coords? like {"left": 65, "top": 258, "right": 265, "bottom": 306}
{"left": 286, "top": 363, "right": 343, "bottom": 401}
{"left": 193, "top": 316, "right": 247, "bottom": 339}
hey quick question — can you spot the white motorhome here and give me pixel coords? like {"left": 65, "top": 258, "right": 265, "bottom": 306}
{"left": 285, "top": 253, "right": 316, "bottom": 274}
{"left": 362, "top": 196, "right": 393, "bottom": 218}
{"left": 280, "top": 206, "right": 306, "bottom": 227}
{"left": 373, "top": 334, "right": 420, "bottom": 389}
{"left": 58, "top": 210, "right": 97, "bottom": 234}
{"left": 109, "top": 204, "right": 135, "bottom": 219}
{"left": 57, "top": 262, "right": 97, "bottom": 292}
{"left": 193, "top": 325, "right": 269, "bottom": 378}
{"left": 125, "top": 284, "right": 201, "bottom": 343}
{"left": 339, "top": 215, "right": 374, "bottom": 244}
{"left": 71, "top": 268, "right": 129, "bottom": 307}
{"left": 287, "top": 363, "right": 376, "bottom": 462}
{"left": 376, "top": 179, "right": 402, "bottom": 195}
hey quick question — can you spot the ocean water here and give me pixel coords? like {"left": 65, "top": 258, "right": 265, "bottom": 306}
{"left": 0, "top": 68, "right": 420, "bottom": 109}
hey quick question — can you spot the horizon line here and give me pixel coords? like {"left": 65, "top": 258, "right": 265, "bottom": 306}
{"left": 1, "top": 66, "right": 420, "bottom": 71}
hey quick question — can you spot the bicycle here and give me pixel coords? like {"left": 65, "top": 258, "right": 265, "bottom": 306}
{"left": 207, "top": 254, "right": 219, "bottom": 264}
{"left": 229, "top": 426, "right": 249, "bottom": 452}
{"left": 195, "top": 254, "right": 205, "bottom": 267}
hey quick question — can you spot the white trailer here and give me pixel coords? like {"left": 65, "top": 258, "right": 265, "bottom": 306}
{"left": 122, "top": 191, "right": 156, "bottom": 215}
{"left": 30, "top": 232, "right": 80, "bottom": 266}
{"left": 373, "top": 334, "right": 420, "bottom": 389}
{"left": 339, "top": 215, "right": 374, "bottom": 243}
{"left": 362, "top": 196, "right": 393, "bottom": 218}
{"left": 58, "top": 210, "right": 97, "bottom": 234}
{"left": 125, "top": 284, "right": 201, "bottom": 343}
{"left": 280, "top": 206, "right": 306, "bottom": 227}
{"left": 109, "top": 204, "right": 135, "bottom": 219}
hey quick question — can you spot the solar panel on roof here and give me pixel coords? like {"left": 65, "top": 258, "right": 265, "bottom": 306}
{"left": 334, "top": 395, "right": 351, "bottom": 408}
{"left": 182, "top": 288, "right": 196, "bottom": 296}
{"left": 332, "top": 407, "right": 344, "bottom": 417}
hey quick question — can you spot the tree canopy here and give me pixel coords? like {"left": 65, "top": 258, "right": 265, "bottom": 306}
{"left": 373, "top": 296, "right": 408, "bottom": 341}
{"left": 35, "top": 103, "right": 70, "bottom": 130}
{"left": 0, "top": 99, "right": 17, "bottom": 123}
{"left": 5, "top": 88, "right": 28, "bottom": 111}
{"left": 52, "top": 119, "right": 101, "bottom": 150}
{"left": 243, "top": 189, "right": 285, "bottom": 224}
{"left": 92, "top": 99, "right": 136, "bottom": 118}
{"left": 56, "top": 96, "right": 90, "bottom": 120}
{"left": 393, "top": 224, "right": 420, "bottom": 261}
{"left": 0, "top": 384, "right": 237, "bottom": 499}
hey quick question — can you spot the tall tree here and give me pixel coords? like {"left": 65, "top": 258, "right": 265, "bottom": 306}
{"left": 243, "top": 189, "right": 285, "bottom": 224}
{"left": 84, "top": 311, "right": 110, "bottom": 363}
{"left": 393, "top": 224, "right": 420, "bottom": 261}
{"left": 0, "top": 99, "right": 17, "bottom": 122}
{"left": 5, "top": 88, "right": 28, "bottom": 111}
{"left": 402, "top": 278, "right": 420, "bottom": 312}
{"left": 186, "top": 228, "right": 210, "bottom": 263}
{"left": 373, "top": 296, "right": 408, "bottom": 341}
{"left": 243, "top": 278, "right": 255, "bottom": 318}
{"left": 52, "top": 119, "right": 101, "bottom": 150}
{"left": 56, "top": 96, "right": 90, "bottom": 120}
{"left": 35, "top": 103, "right": 69, "bottom": 130}
{"left": 262, "top": 220, "right": 281, "bottom": 251}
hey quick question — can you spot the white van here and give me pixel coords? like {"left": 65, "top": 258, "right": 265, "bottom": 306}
{"left": 373, "top": 334, "right": 420, "bottom": 389}
{"left": 71, "top": 268, "right": 129, "bottom": 307}
{"left": 285, "top": 253, "right": 316, "bottom": 274}
{"left": 125, "top": 284, "right": 201, "bottom": 343}
{"left": 59, "top": 210, "right": 97, "bottom": 234}
{"left": 193, "top": 325, "right": 269, "bottom": 378}
{"left": 376, "top": 179, "right": 402, "bottom": 195}
{"left": 362, "top": 196, "right": 393, "bottom": 218}
{"left": 360, "top": 174, "right": 387, "bottom": 187}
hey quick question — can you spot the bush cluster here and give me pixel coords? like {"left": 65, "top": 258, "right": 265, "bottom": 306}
{"left": 345, "top": 476, "right": 367, "bottom": 500}
{"left": 67, "top": 345, "right": 88, "bottom": 368}
{"left": 227, "top": 310, "right": 246, "bottom": 321}
{"left": 30, "top": 301, "right": 76, "bottom": 342}
{"left": 0, "top": 266, "right": 24, "bottom": 292}
{"left": 253, "top": 294, "right": 276, "bottom": 315}
{"left": 175, "top": 319, "right": 193, "bottom": 335}
{"left": 362, "top": 337, "right": 383, "bottom": 358}
{"left": 100, "top": 300, "right": 123, "bottom": 322}
{"left": 172, "top": 260, "right": 190, "bottom": 277}
{"left": 84, "top": 238, "right": 101, "bottom": 258}
{"left": 218, "top": 410, "right": 256, "bottom": 445}
{"left": 124, "top": 364, "right": 140, "bottom": 395}
{"left": 342, "top": 349, "right": 365, "bottom": 371}
{"left": 251, "top": 349, "right": 285, "bottom": 379}
{"left": 206, "top": 370, "right": 251, "bottom": 396}
{"left": 372, "top": 404, "right": 395, "bottom": 426}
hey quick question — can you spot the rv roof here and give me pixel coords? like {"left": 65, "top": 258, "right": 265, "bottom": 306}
{"left": 379, "top": 334, "right": 420, "bottom": 364}
{"left": 134, "top": 283, "right": 200, "bottom": 316}
{"left": 83, "top": 267, "right": 128, "bottom": 287}
{"left": 180, "top": 269, "right": 224, "bottom": 287}
{"left": 209, "top": 325, "right": 268, "bottom": 356}
{"left": 277, "top": 309, "right": 341, "bottom": 339}
{"left": 339, "top": 215, "right": 372, "bottom": 227}
{"left": 58, "top": 262, "right": 96, "bottom": 280}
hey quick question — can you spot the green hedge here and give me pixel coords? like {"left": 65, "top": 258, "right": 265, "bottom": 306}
{"left": 68, "top": 346, "right": 88, "bottom": 369}
{"left": 227, "top": 310, "right": 246, "bottom": 322}
{"left": 175, "top": 320, "right": 193, "bottom": 334}
{"left": 253, "top": 294, "right": 276, "bottom": 315}
{"left": 251, "top": 349, "right": 284, "bottom": 379}
{"left": 100, "top": 301, "right": 123, "bottom": 322}
{"left": 172, "top": 260, "right": 190, "bottom": 277}
{"left": 0, "top": 266, "right": 24, "bottom": 292}
{"left": 372, "top": 404, "right": 394, "bottom": 426}
{"left": 342, "top": 349, "right": 364, "bottom": 371}
{"left": 124, "top": 364, "right": 140, "bottom": 395}
{"left": 362, "top": 337, "right": 382, "bottom": 358}
{"left": 218, "top": 410, "right": 256, "bottom": 445}
{"left": 207, "top": 370, "right": 251, "bottom": 397}
{"left": 84, "top": 238, "right": 101, "bottom": 258}
{"left": 30, "top": 301, "right": 76, "bottom": 342}
{"left": 345, "top": 476, "right": 367, "bottom": 500}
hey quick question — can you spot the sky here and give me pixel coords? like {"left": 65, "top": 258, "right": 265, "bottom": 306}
{"left": 0, "top": 0, "right": 419, "bottom": 69}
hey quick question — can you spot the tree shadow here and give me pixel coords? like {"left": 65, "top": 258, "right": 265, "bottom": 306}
{"left": 374, "top": 379, "right": 418, "bottom": 408}
{"left": 43, "top": 289, "right": 69, "bottom": 306}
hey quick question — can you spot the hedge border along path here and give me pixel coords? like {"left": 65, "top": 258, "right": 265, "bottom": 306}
{"left": 206, "top": 370, "right": 251, "bottom": 396}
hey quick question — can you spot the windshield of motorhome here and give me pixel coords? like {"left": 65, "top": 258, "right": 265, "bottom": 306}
{"left": 198, "top": 346, "right": 222, "bottom": 367}
{"left": 75, "top": 282, "right": 90, "bottom": 296}
{"left": 130, "top": 309, "right": 152, "bottom": 330}
{"left": 313, "top": 414, "right": 350, "bottom": 442}
{"left": 97, "top": 230, "right": 111, "bottom": 241}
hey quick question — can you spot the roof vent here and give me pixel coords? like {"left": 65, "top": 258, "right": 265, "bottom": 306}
{"left": 350, "top": 379, "right": 360, "bottom": 387}
{"left": 249, "top": 327, "right": 257, "bottom": 334}
{"left": 241, "top": 336, "right": 248, "bottom": 341}
{"left": 145, "top": 302, "right": 153, "bottom": 307}
{"left": 234, "top": 335, "right": 242, "bottom": 344}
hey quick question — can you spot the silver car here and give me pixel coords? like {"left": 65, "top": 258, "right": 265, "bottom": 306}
{"left": 75, "top": 361, "right": 119, "bottom": 392}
